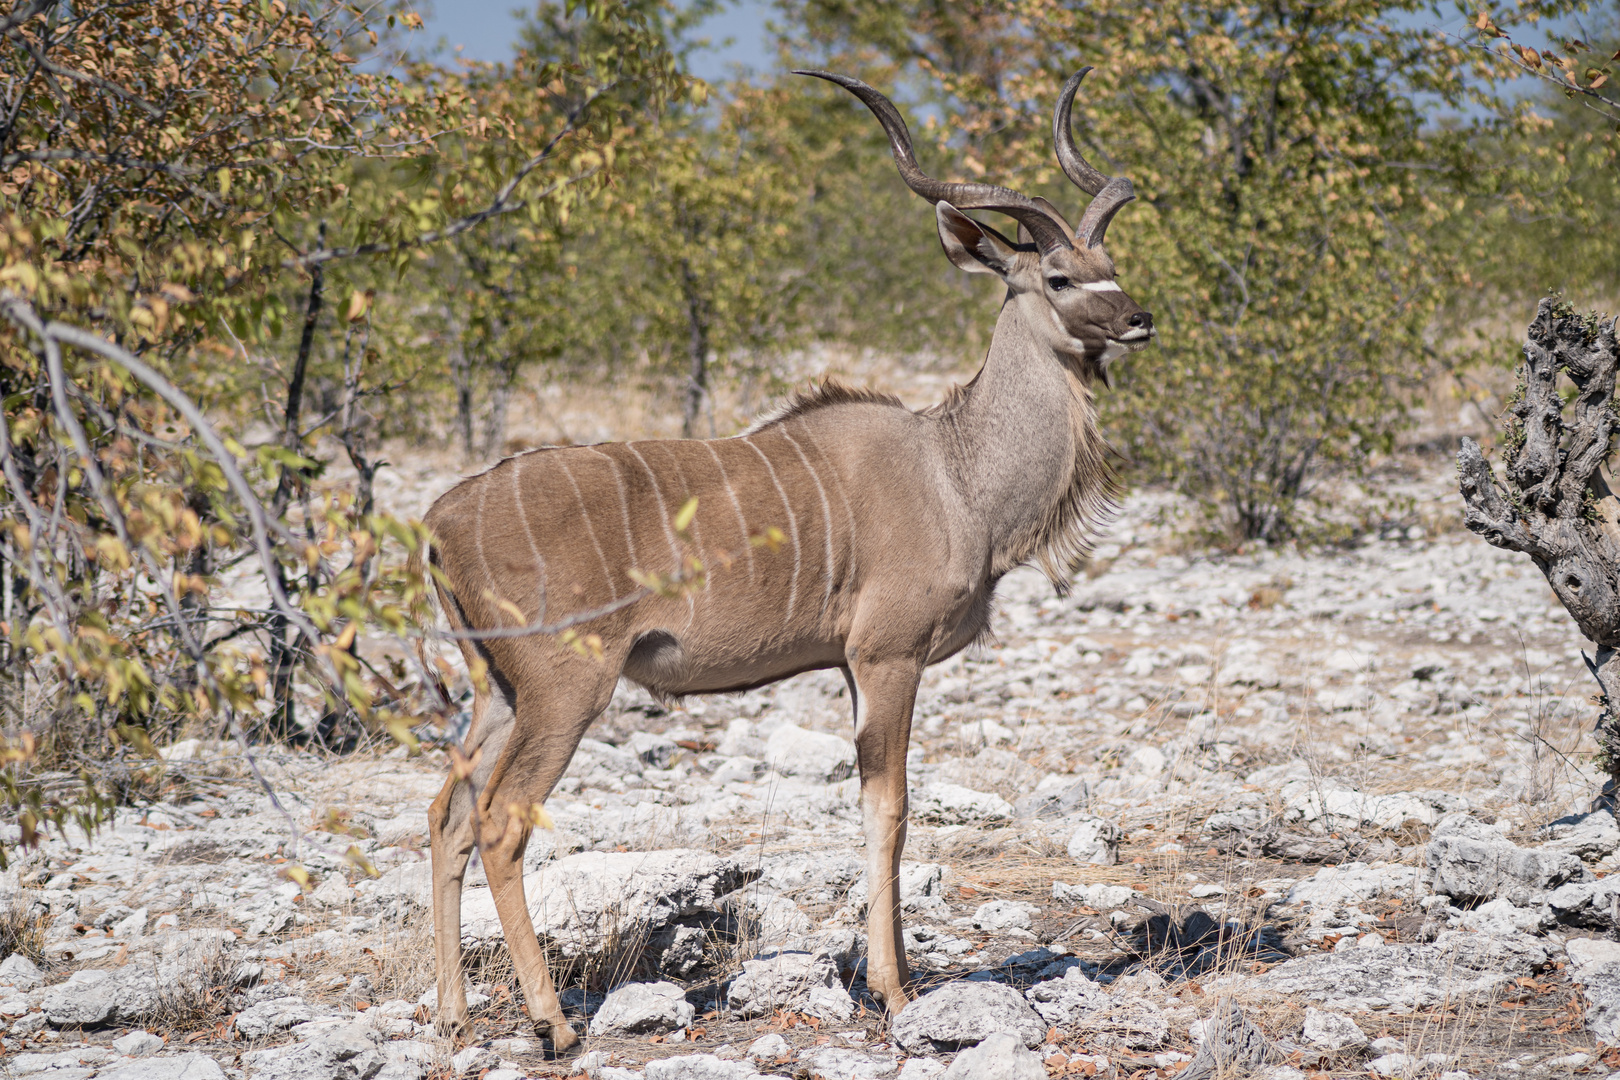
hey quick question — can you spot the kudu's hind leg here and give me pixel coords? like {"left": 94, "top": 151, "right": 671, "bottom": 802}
{"left": 476, "top": 678, "right": 614, "bottom": 1052}
{"left": 430, "top": 670, "right": 518, "bottom": 1039}
{"left": 849, "top": 656, "right": 923, "bottom": 1015}
{"left": 428, "top": 755, "right": 481, "bottom": 1036}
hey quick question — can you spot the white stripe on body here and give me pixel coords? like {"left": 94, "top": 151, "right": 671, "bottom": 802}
{"left": 626, "top": 442, "right": 692, "bottom": 622}
{"left": 510, "top": 456, "right": 547, "bottom": 624}
{"left": 556, "top": 457, "right": 617, "bottom": 601}
{"left": 472, "top": 481, "right": 498, "bottom": 622}
{"left": 741, "top": 435, "right": 800, "bottom": 623}
{"left": 779, "top": 427, "right": 835, "bottom": 619}
{"left": 704, "top": 442, "right": 756, "bottom": 585}
{"left": 627, "top": 443, "right": 681, "bottom": 568}
{"left": 585, "top": 446, "right": 639, "bottom": 578}
{"left": 658, "top": 447, "right": 706, "bottom": 628}
{"left": 797, "top": 428, "right": 857, "bottom": 596}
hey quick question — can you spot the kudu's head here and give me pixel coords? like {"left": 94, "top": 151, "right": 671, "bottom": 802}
{"left": 798, "top": 69, "right": 1154, "bottom": 387}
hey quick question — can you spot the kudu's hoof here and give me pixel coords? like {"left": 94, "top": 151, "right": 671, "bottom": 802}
{"left": 542, "top": 1021, "right": 581, "bottom": 1058}
{"left": 433, "top": 1012, "right": 470, "bottom": 1040}
{"left": 871, "top": 984, "right": 913, "bottom": 1017}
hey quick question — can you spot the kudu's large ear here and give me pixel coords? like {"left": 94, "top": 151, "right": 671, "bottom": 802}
{"left": 936, "top": 203, "right": 1019, "bottom": 278}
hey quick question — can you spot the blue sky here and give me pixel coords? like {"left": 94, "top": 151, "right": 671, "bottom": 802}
{"left": 417, "top": 1, "right": 775, "bottom": 82}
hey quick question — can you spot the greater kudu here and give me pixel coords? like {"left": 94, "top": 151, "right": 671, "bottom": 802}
{"left": 422, "top": 68, "right": 1152, "bottom": 1050}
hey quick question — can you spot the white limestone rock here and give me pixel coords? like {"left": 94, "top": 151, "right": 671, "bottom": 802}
{"left": 911, "top": 783, "right": 1013, "bottom": 825}
{"left": 764, "top": 724, "right": 856, "bottom": 782}
{"left": 889, "top": 982, "right": 1045, "bottom": 1053}
{"left": 588, "top": 981, "right": 694, "bottom": 1037}
{"left": 728, "top": 950, "right": 842, "bottom": 1019}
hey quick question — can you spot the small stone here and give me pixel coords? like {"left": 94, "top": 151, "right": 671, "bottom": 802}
{"left": 728, "top": 951, "right": 841, "bottom": 1019}
{"left": 1368, "top": 1053, "right": 1453, "bottom": 1077}
{"left": 1548, "top": 877, "right": 1620, "bottom": 932}
{"left": 798, "top": 1046, "right": 899, "bottom": 1079}
{"left": 452, "top": 1045, "right": 495, "bottom": 1075}
{"left": 940, "top": 1032, "right": 1045, "bottom": 1080}
{"left": 1066, "top": 817, "right": 1120, "bottom": 866}
{"left": 243, "top": 1024, "right": 384, "bottom": 1080}
{"left": 1425, "top": 813, "right": 1585, "bottom": 906}
{"left": 235, "top": 996, "right": 315, "bottom": 1038}
{"left": 642, "top": 1054, "right": 761, "bottom": 1079}
{"left": 588, "top": 980, "right": 695, "bottom": 1037}
{"left": 311, "top": 875, "right": 354, "bottom": 908}
{"left": 1301, "top": 1008, "right": 1367, "bottom": 1051}
{"left": 1076, "top": 997, "right": 1169, "bottom": 1050}
{"left": 628, "top": 731, "right": 682, "bottom": 770}
{"left": 96, "top": 1053, "right": 228, "bottom": 1080}
{"left": 1025, "top": 967, "right": 1108, "bottom": 1026}
{"left": 748, "top": 1033, "right": 791, "bottom": 1061}
{"left": 1571, "top": 938, "right": 1620, "bottom": 974}
{"left": 911, "top": 783, "right": 1013, "bottom": 825}
{"left": 971, "top": 900, "right": 1038, "bottom": 932}
{"left": 803, "top": 984, "right": 859, "bottom": 1023}
{"left": 0, "top": 954, "right": 44, "bottom": 990}
{"left": 113, "top": 1030, "right": 165, "bottom": 1056}
{"left": 1052, "top": 881, "right": 1137, "bottom": 909}
{"left": 897, "top": 1061, "right": 946, "bottom": 1080}
{"left": 889, "top": 982, "right": 1046, "bottom": 1053}
{"left": 377, "top": 1039, "right": 438, "bottom": 1080}
{"left": 764, "top": 724, "right": 856, "bottom": 782}
{"left": 40, "top": 967, "right": 160, "bottom": 1028}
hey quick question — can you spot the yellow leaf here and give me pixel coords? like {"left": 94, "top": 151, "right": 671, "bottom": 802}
{"left": 282, "top": 864, "right": 311, "bottom": 890}
{"left": 344, "top": 845, "right": 380, "bottom": 878}
{"left": 116, "top": 723, "right": 159, "bottom": 759}
{"left": 345, "top": 289, "right": 373, "bottom": 323}
{"left": 673, "top": 496, "right": 698, "bottom": 534}
{"left": 507, "top": 801, "right": 554, "bottom": 830}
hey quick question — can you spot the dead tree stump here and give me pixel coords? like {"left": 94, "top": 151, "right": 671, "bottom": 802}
{"left": 1458, "top": 295, "right": 1620, "bottom": 807}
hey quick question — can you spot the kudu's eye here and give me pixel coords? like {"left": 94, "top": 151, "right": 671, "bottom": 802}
{"left": 1047, "top": 276, "right": 1071, "bottom": 291}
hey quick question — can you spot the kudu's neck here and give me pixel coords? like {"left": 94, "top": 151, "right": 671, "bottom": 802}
{"left": 944, "top": 298, "right": 1112, "bottom": 584}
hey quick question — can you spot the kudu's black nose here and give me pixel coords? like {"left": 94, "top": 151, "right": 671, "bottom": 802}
{"left": 1129, "top": 311, "right": 1153, "bottom": 330}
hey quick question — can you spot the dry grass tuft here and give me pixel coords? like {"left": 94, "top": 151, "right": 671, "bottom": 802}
{"left": 146, "top": 937, "right": 238, "bottom": 1032}
{"left": 0, "top": 889, "right": 46, "bottom": 964}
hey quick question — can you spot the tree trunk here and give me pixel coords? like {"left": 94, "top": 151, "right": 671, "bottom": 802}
{"left": 1458, "top": 296, "right": 1620, "bottom": 812}
{"left": 680, "top": 258, "right": 709, "bottom": 440}
{"left": 265, "top": 224, "right": 324, "bottom": 743}
{"left": 481, "top": 352, "right": 520, "bottom": 459}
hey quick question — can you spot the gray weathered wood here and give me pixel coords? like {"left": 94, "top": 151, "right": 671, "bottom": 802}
{"left": 1458, "top": 296, "right": 1620, "bottom": 802}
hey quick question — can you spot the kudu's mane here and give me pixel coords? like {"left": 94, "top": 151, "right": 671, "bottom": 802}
{"left": 742, "top": 377, "right": 908, "bottom": 434}
{"left": 1020, "top": 380, "right": 1119, "bottom": 592}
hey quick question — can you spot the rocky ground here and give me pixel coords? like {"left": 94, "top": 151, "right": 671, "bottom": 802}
{"left": 7, "top": 449, "right": 1620, "bottom": 1080}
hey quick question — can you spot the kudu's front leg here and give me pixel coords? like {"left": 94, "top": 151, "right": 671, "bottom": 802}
{"left": 848, "top": 656, "right": 923, "bottom": 1015}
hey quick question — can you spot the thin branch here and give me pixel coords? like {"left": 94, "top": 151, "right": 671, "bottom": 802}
{"left": 289, "top": 85, "right": 616, "bottom": 268}
{"left": 0, "top": 295, "right": 324, "bottom": 651}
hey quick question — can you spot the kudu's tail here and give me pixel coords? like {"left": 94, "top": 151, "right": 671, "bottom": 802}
{"left": 408, "top": 533, "right": 452, "bottom": 712}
